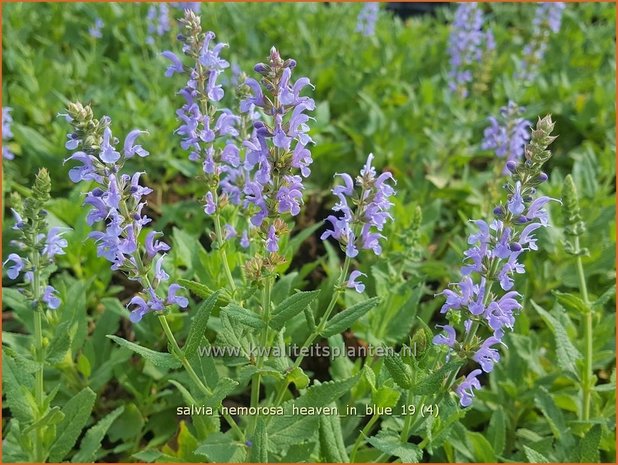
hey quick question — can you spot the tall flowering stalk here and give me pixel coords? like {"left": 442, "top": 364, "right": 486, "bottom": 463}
{"left": 482, "top": 101, "right": 531, "bottom": 174}
{"left": 239, "top": 46, "right": 315, "bottom": 256}
{"left": 433, "top": 115, "right": 558, "bottom": 407}
{"left": 3, "top": 169, "right": 68, "bottom": 462}
{"left": 517, "top": 2, "right": 566, "bottom": 82}
{"left": 164, "top": 10, "right": 239, "bottom": 291}
{"left": 3, "top": 106, "right": 15, "bottom": 160}
{"left": 447, "top": 2, "right": 495, "bottom": 98}
{"left": 62, "top": 102, "right": 187, "bottom": 323}
{"left": 356, "top": 3, "right": 379, "bottom": 37}
{"left": 62, "top": 101, "right": 244, "bottom": 440}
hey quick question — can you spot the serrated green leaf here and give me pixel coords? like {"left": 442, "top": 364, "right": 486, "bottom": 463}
{"left": 46, "top": 320, "right": 73, "bottom": 364}
{"left": 319, "top": 403, "right": 349, "bottom": 462}
{"left": 322, "top": 297, "right": 380, "bottom": 338}
{"left": 49, "top": 387, "right": 96, "bottom": 462}
{"left": 268, "top": 375, "right": 359, "bottom": 448}
{"left": 178, "top": 278, "right": 229, "bottom": 303}
{"left": 195, "top": 432, "right": 247, "bottom": 462}
{"left": 532, "top": 301, "right": 582, "bottom": 375}
{"left": 372, "top": 385, "right": 401, "bottom": 409}
{"left": 72, "top": 406, "right": 124, "bottom": 462}
{"left": 184, "top": 291, "right": 220, "bottom": 358}
{"left": 249, "top": 417, "right": 268, "bottom": 463}
{"left": 410, "top": 360, "right": 462, "bottom": 396}
{"left": 577, "top": 424, "right": 601, "bottom": 462}
{"left": 223, "top": 303, "right": 265, "bottom": 330}
{"left": 383, "top": 352, "right": 413, "bottom": 389}
{"left": 523, "top": 445, "right": 550, "bottom": 463}
{"left": 2, "top": 351, "right": 35, "bottom": 423}
{"left": 366, "top": 431, "right": 421, "bottom": 462}
{"left": 107, "top": 335, "right": 181, "bottom": 369}
{"left": 270, "top": 290, "right": 320, "bottom": 331}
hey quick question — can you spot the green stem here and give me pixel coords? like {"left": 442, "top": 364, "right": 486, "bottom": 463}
{"left": 213, "top": 203, "right": 237, "bottom": 294}
{"left": 269, "top": 257, "right": 352, "bottom": 411}
{"left": 157, "top": 315, "right": 245, "bottom": 441}
{"left": 575, "top": 236, "right": 593, "bottom": 421}
{"left": 30, "top": 226, "right": 46, "bottom": 462}
{"left": 349, "top": 413, "right": 380, "bottom": 462}
{"left": 250, "top": 277, "right": 272, "bottom": 436}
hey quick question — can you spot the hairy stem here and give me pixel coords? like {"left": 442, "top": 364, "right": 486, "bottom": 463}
{"left": 575, "top": 236, "right": 593, "bottom": 421}
{"left": 249, "top": 276, "right": 273, "bottom": 435}
{"left": 349, "top": 413, "right": 380, "bottom": 462}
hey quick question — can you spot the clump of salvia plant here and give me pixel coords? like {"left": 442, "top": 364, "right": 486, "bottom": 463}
{"left": 433, "top": 115, "right": 558, "bottom": 406}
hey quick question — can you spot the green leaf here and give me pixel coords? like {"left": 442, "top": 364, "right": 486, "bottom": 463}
{"left": 552, "top": 290, "right": 589, "bottom": 314}
{"left": 592, "top": 284, "right": 616, "bottom": 310}
{"left": 22, "top": 406, "right": 64, "bottom": 435}
{"left": 268, "top": 374, "right": 360, "bottom": 448}
{"left": 523, "top": 445, "right": 550, "bottom": 463}
{"left": 383, "top": 352, "right": 413, "bottom": 389}
{"left": 322, "top": 297, "right": 380, "bottom": 338}
{"left": 319, "top": 404, "right": 349, "bottom": 462}
{"left": 270, "top": 290, "right": 320, "bottom": 331}
{"left": 285, "top": 222, "right": 322, "bottom": 257}
{"left": 372, "top": 385, "right": 401, "bottom": 409}
{"left": 178, "top": 278, "right": 229, "bottom": 302}
{"left": 486, "top": 409, "right": 506, "bottom": 456}
{"left": 410, "top": 360, "right": 462, "bottom": 396}
{"left": 535, "top": 387, "right": 568, "bottom": 442}
{"left": 466, "top": 431, "right": 496, "bottom": 462}
{"left": 132, "top": 449, "right": 163, "bottom": 463}
{"left": 249, "top": 417, "right": 268, "bottom": 463}
{"left": 184, "top": 291, "right": 220, "bottom": 359}
{"left": 222, "top": 303, "right": 265, "bottom": 330}
{"left": 107, "top": 335, "right": 181, "bottom": 369}
{"left": 49, "top": 387, "right": 96, "bottom": 462}
{"left": 46, "top": 321, "right": 73, "bottom": 364}
{"left": 195, "top": 432, "right": 247, "bottom": 462}
{"left": 577, "top": 424, "right": 601, "bottom": 462}
{"left": 532, "top": 301, "right": 582, "bottom": 375}
{"left": 2, "top": 351, "right": 35, "bottom": 423}
{"left": 366, "top": 431, "right": 421, "bottom": 462}
{"left": 72, "top": 406, "right": 124, "bottom": 462}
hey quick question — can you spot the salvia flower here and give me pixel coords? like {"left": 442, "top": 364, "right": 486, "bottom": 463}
{"left": 89, "top": 17, "right": 104, "bottom": 39}
{"left": 356, "top": 3, "right": 379, "bottom": 37}
{"left": 447, "top": 3, "right": 494, "bottom": 98}
{"left": 517, "top": 3, "right": 566, "bottom": 82}
{"left": 3, "top": 106, "right": 15, "bottom": 160}
{"left": 3, "top": 170, "right": 67, "bottom": 310}
{"left": 63, "top": 102, "right": 188, "bottom": 323}
{"left": 321, "top": 153, "right": 396, "bottom": 291}
{"left": 482, "top": 101, "right": 531, "bottom": 174}
{"left": 434, "top": 116, "right": 558, "bottom": 407}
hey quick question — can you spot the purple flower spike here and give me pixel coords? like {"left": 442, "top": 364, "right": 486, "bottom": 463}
{"left": 321, "top": 153, "right": 396, "bottom": 259}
